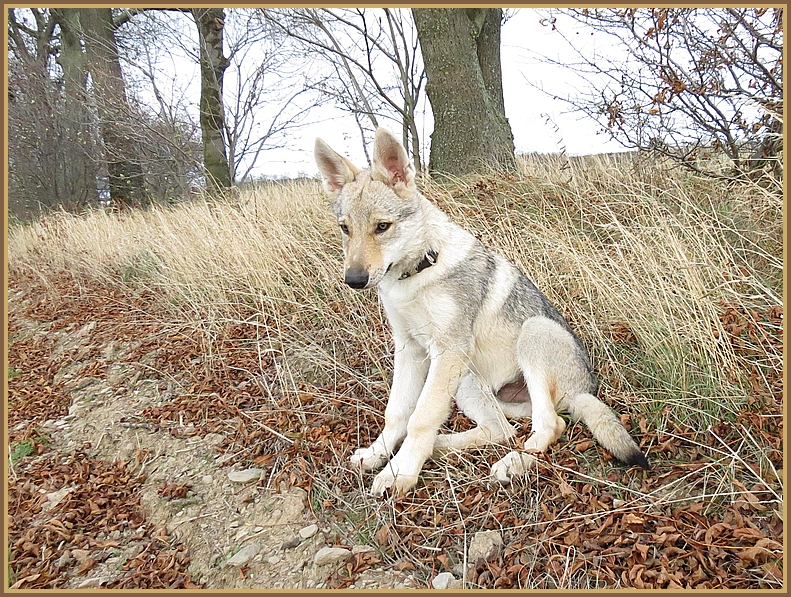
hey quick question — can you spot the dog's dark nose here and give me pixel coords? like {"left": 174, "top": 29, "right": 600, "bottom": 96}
{"left": 344, "top": 268, "right": 369, "bottom": 289}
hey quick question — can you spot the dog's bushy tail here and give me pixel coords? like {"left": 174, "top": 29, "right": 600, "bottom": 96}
{"left": 566, "top": 393, "right": 649, "bottom": 470}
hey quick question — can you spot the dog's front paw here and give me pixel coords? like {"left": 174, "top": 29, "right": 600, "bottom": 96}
{"left": 370, "top": 454, "right": 420, "bottom": 497}
{"left": 350, "top": 444, "right": 389, "bottom": 471}
{"left": 490, "top": 450, "right": 539, "bottom": 485}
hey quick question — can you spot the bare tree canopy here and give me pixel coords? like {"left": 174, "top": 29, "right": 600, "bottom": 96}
{"left": 538, "top": 8, "right": 783, "bottom": 177}
{"left": 9, "top": 7, "right": 782, "bottom": 220}
{"left": 263, "top": 8, "right": 425, "bottom": 170}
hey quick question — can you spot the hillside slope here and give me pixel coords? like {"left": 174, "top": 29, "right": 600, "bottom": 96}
{"left": 7, "top": 155, "right": 783, "bottom": 589}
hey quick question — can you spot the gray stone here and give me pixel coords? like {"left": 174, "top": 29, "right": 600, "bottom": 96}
{"left": 299, "top": 524, "right": 319, "bottom": 539}
{"left": 352, "top": 545, "right": 375, "bottom": 555}
{"left": 228, "top": 468, "right": 263, "bottom": 483}
{"left": 226, "top": 544, "right": 260, "bottom": 567}
{"left": 234, "top": 528, "right": 249, "bottom": 542}
{"left": 55, "top": 552, "right": 75, "bottom": 569}
{"left": 468, "top": 530, "right": 503, "bottom": 562}
{"left": 314, "top": 547, "right": 351, "bottom": 566}
{"left": 432, "top": 572, "right": 456, "bottom": 589}
{"left": 77, "top": 578, "right": 106, "bottom": 589}
{"left": 203, "top": 433, "right": 225, "bottom": 446}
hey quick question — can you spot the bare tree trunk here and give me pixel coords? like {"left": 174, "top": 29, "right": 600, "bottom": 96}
{"left": 79, "top": 8, "right": 148, "bottom": 207}
{"left": 412, "top": 8, "right": 516, "bottom": 176}
{"left": 191, "top": 8, "right": 232, "bottom": 192}
{"left": 51, "top": 8, "right": 99, "bottom": 208}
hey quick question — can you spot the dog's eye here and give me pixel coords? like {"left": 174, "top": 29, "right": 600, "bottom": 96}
{"left": 375, "top": 222, "right": 392, "bottom": 234}
{"left": 339, "top": 223, "right": 349, "bottom": 235}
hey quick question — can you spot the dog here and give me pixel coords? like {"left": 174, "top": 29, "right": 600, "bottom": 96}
{"left": 315, "top": 128, "right": 649, "bottom": 496}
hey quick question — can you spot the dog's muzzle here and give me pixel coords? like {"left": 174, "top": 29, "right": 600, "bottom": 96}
{"left": 344, "top": 267, "right": 369, "bottom": 289}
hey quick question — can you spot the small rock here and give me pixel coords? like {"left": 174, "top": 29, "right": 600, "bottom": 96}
{"left": 314, "top": 547, "right": 351, "bottom": 566}
{"left": 201, "top": 475, "right": 213, "bottom": 484}
{"left": 228, "top": 468, "right": 263, "bottom": 483}
{"left": 268, "top": 555, "right": 281, "bottom": 564}
{"left": 228, "top": 521, "right": 241, "bottom": 529}
{"left": 55, "top": 552, "right": 74, "bottom": 569}
{"left": 234, "top": 528, "right": 249, "bottom": 542}
{"left": 203, "top": 433, "right": 225, "bottom": 446}
{"left": 281, "top": 536, "right": 301, "bottom": 550}
{"left": 468, "top": 530, "right": 503, "bottom": 562}
{"left": 432, "top": 572, "right": 456, "bottom": 589}
{"left": 77, "top": 578, "right": 104, "bottom": 589}
{"left": 237, "top": 487, "right": 256, "bottom": 504}
{"left": 613, "top": 498, "right": 626, "bottom": 508}
{"left": 226, "top": 544, "right": 260, "bottom": 567}
{"left": 351, "top": 545, "right": 375, "bottom": 555}
{"left": 299, "top": 524, "right": 319, "bottom": 539}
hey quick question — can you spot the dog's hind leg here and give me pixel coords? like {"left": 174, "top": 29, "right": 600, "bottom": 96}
{"left": 490, "top": 371, "right": 565, "bottom": 483}
{"left": 433, "top": 375, "right": 516, "bottom": 456}
{"left": 490, "top": 317, "right": 572, "bottom": 484}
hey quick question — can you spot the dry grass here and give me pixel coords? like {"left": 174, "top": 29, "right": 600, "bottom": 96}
{"left": 8, "top": 153, "right": 783, "bottom": 588}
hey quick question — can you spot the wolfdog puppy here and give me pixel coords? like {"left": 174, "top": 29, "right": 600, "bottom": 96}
{"left": 315, "top": 128, "right": 648, "bottom": 496}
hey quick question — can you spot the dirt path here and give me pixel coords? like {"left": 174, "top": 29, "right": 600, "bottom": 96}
{"left": 7, "top": 276, "right": 417, "bottom": 590}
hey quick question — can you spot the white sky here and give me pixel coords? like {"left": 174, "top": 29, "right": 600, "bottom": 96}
{"left": 254, "top": 9, "right": 626, "bottom": 178}
{"left": 125, "top": 9, "right": 627, "bottom": 179}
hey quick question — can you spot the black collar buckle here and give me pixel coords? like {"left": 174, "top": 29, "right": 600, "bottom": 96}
{"left": 399, "top": 250, "right": 438, "bottom": 280}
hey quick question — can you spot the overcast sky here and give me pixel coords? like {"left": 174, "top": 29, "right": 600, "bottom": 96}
{"left": 250, "top": 9, "right": 626, "bottom": 178}
{"left": 129, "top": 9, "right": 626, "bottom": 179}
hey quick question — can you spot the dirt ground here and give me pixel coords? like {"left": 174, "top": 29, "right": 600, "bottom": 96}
{"left": 7, "top": 271, "right": 784, "bottom": 590}
{"left": 7, "top": 274, "right": 418, "bottom": 590}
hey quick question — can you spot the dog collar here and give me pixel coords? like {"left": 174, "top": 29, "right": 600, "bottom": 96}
{"left": 399, "top": 250, "right": 438, "bottom": 280}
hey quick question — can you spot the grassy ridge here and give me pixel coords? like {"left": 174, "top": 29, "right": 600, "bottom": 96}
{"left": 8, "top": 154, "right": 782, "bottom": 432}
{"left": 7, "top": 154, "right": 783, "bottom": 588}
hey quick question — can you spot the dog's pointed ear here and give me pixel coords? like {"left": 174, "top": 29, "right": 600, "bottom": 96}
{"left": 371, "top": 128, "right": 416, "bottom": 197}
{"left": 315, "top": 138, "right": 360, "bottom": 196}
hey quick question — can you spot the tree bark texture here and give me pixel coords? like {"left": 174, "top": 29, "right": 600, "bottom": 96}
{"left": 51, "top": 8, "right": 99, "bottom": 207}
{"left": 191, "top": 8, "right": 232, "bottom": 191}
{"left": 412, "top": 8, "right": 516, "bottom": 176}
{"left": 79, "top": 8, "right": 148, "bottom": 206}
